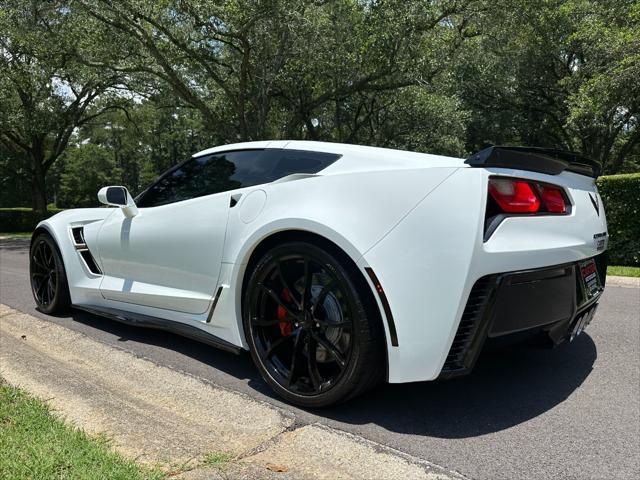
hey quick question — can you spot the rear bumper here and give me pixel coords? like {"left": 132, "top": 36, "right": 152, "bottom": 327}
{"left": 439, "top": 252, "right": 607, "bottom": 379}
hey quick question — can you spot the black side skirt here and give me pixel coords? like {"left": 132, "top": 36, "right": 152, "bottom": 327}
{"left": 73, "top": 304, "right": 242, "bottom": 355}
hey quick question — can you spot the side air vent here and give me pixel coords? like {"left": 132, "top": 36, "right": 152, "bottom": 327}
{"left": 78, "top": 249, "right": 102, "bottom": 275}
{"left": 441, "top": 275, "right": 499, "bottom": 375}
{"left": 70, "top": 226, "right": 102, "bottom": 275}
{"left": 71, "top": 226, "right": 86, "bottom": 246}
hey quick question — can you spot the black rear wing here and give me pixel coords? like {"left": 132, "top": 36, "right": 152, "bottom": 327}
{"left": 465, "top": 146, "right": 601, "bottom": 178}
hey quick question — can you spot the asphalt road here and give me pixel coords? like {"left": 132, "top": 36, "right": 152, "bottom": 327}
{"left": 1, "top": 237, "right": 638, "bottom": 480}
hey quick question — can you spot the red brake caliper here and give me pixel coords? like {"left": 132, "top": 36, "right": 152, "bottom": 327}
{"left": 277, "top": 289, "right": 294, "bottom": 336}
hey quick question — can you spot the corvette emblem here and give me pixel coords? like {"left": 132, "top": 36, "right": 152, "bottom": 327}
{"left": 589, "top": 193, "right": 600, "bottom": 216}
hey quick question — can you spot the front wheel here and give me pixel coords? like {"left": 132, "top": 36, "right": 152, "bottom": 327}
{"left": 243, "top": 241, "right": 385, "bottom": 407}
{"left": 29, "top": 233, "right": 71, "bottom": 314}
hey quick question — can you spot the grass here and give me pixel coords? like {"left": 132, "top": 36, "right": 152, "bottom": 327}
{"left": 0, "top": 382, "right": 164, "bottom": 480}
{"left": 607, "top": 265, "right": 640, "bottom": 278}
{"left": 202, "top": 452, "right": 233, "bottom": 469}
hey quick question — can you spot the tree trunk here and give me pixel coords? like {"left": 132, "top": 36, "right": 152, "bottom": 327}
{"left": 31, "top": 161, "right": 48, "bottom": 214}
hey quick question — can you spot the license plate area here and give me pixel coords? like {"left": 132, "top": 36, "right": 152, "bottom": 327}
{"left": 579, "top": 258, "right": 601, "bottom": 299}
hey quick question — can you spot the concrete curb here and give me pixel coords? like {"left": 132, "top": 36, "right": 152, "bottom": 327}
{"left": 606, "top": 275, "right": 640, "bottom": 288}
{"left": 0, "top": 304, "right": 462, "bottom": 479}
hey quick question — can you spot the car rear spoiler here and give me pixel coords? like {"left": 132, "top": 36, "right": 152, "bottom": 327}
{"left": 465, "top": 146, "right": 601, "bottom": 178}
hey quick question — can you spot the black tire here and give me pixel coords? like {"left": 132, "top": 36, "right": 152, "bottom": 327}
{"left": 243, "top": 240, "right": 385, "bottom": 408}
{"left": 29, "top": 233, "right": 71, "bottom": 314}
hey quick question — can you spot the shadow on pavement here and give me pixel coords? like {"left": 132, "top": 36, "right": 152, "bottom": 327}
{"left": 68, "top": 309, "right": 263, "bottom": 385}
{"left": 314, "top": 335, "right": 596, "bottom": 438}
{"left": 68, "top": 307, "right": 596, "bottom": 440}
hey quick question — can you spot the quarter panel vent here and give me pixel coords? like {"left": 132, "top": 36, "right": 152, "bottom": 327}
{"left": 441, "top": 275, "right": 499, "bottom": 374}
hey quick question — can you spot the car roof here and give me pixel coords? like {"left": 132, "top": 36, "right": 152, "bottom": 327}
{"left": 193, "top": 140, "right": 466, "bottom": 174}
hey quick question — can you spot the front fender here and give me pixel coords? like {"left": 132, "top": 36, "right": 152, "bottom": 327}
{"left": 34, "top": 208, "right": 115, "bottom": 305}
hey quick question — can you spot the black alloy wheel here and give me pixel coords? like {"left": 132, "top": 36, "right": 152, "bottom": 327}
{"left": 244, "top": 241, "right": 384, "bottom": 407}
{"left": 29, "top": 234, "right": 70, "bottom": 314}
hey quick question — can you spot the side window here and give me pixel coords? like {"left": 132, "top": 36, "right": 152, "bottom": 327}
{"left": 137, "top": 149, "right": 340, "bottom": 208}
{"left": 224, "top": 149, "right": 340, "bottom": 186}
{"left": 136, "top": 150, "right": 261, "bottom": 208}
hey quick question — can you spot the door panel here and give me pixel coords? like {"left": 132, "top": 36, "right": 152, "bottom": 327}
{"left": 97, "top": 194, "right": 230, "bottom": 314}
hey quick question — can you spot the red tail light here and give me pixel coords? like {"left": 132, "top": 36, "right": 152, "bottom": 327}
{"left": 485, "top": 176, "right": 570, "bottom": 241}
{"left": 488, "top": 178, "right": 540, "bottom": 213}
{"left": 537, "top": 185, "right": 566, "bottom": 213}
{"left": 488, "top": 177, "right": 569, "bottom": 214}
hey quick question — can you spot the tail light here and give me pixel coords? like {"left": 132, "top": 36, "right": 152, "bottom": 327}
{"left": 536, "top": 184, "right": 566, "bottom": 213}
{"left": 488, "top": 177, "right": 568, "bottom": 214}
{"left": 485, "top": 176, "right": 570, "bottom": 240}
{"left": 488, "top": 178, "right": 540, "bottom": 213}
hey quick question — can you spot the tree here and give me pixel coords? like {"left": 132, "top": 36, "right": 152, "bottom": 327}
{"left": 76, "top": 0, "right": 477, "bottom": 144}
{"left": 57, "top": 143, "right": 122, "bottom": 208}
{"left": 454, "top": 0, "right": 639, "bottom": 172}
{"left": 65, "top": 94, "right": 213, "bottom": 199}
{"left": 564, "top": 0, "right": 640, "bottom": 172}
{"left": 0, "top": 0, "right": 123, "bottom": 211}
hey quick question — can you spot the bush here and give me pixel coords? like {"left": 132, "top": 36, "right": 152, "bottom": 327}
{"left": 597, "top": 173, "right": 640, "bottom": 267}
{"left": 0, "top": 208, "right": 63, "bottom": 233}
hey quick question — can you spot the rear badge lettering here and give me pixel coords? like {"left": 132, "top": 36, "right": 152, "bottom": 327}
{"left": 593, "top": 232, "right": 607, "bottom": 251}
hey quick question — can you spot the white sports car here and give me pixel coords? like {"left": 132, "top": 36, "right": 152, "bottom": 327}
{"left": 30, "top": 141, "right": 608, "bottom": 407}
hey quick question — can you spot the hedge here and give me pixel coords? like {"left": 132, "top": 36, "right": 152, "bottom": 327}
{"left": 0, "top": 208, "right": 63, "bottom": 233}
{"left": 597, "top": 173, "right": 640, "bottom": 267}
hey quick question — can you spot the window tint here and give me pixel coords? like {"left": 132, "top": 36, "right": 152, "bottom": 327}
{"left": 137, "top": 149, "right": 340, "bottom": 208}
{"left": 227, "top": 149, "right": 339, "bottom": 187}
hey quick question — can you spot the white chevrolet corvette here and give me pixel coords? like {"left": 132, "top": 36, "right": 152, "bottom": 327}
{"left": 30, "top": 141, "right": 608, "bottom": 407}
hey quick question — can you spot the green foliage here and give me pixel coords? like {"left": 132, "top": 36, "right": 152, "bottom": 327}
{"left": 0, "top": 0, "right": 127, "bottom": 211}
{"left": 0, "top": 208, "right": 63, "bottom": 233}
{"left": 0, "top": 383, "right": 163, "bottom": 479}
{"left": 597, "top": 173, "right": 640, "bottom": 266}
{"left": 455, "top": 0, "right": 640, "bottom": 173}
{"left": 202, "top": 452, "right": 233, "bottom": 468}
{"left": 58, "top": 144, "right": 122, "bottom": 208}
{"left": 607, "top": 265, "right": 640, "bottom": 278}
{"left": 564, "top": 0, "right": 640, "bottom": 173}
{"left": 1, "top": 0, "right": 638, "bottom": 211}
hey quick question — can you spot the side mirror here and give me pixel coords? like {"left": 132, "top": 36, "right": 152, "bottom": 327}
{"left": 98, "top": 186, "right": 138, "bottom": 218}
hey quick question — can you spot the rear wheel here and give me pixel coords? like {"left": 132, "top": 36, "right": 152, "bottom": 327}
{"left": 243, "top": 241, "right": 384, "bottom": 407}
{"left": 29, "top": 233, "right": 71, "bottom": 314}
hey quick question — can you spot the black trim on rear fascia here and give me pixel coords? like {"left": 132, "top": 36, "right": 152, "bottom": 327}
{"left": 439, "top": 253, "right": 607, "bottom": 378}
{"left": 364, "top": 267, "right": 399, "bottom": 347}
{"left": 466, "top": 146, "right": 601, "bottom": 178}
{"left": 73, "top": 305, "right": 242, "bottom": 354}
{"left": 439, "top": 274, "right": 503, "bottom": 378}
